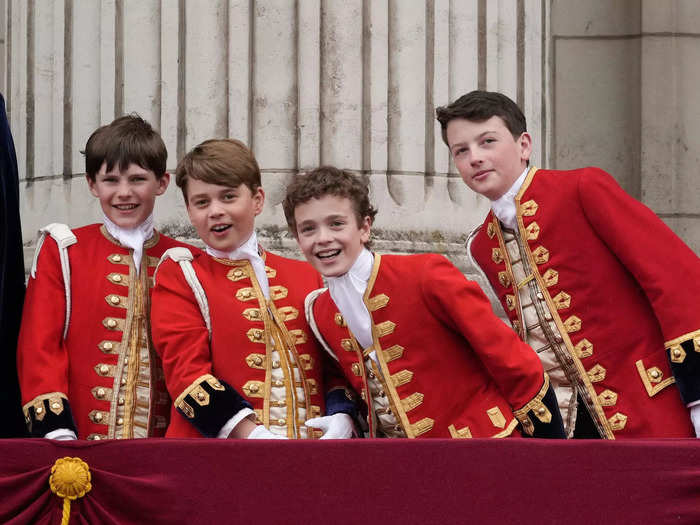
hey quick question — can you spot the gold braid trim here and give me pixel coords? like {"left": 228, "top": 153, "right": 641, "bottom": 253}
{"left": 174, "top": 374, "right": 224, "bottom": 407}
{"left": 22, "top": 392, "right": 69, "bottom": 418}
{"left": 512, "top": 373, "right": 551, "bottom": 436}
{"left": 665, "top": 329, "right": 700, "bottom": 363}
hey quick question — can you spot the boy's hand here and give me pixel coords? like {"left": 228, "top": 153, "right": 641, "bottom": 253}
{"left": 247, "top": 425, "right": 287, "bottom": 439}
{"left": 305, "top": 414, "right": 354, "bottom": 439}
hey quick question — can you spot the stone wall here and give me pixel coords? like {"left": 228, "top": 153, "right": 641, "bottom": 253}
{"left": 2, "top": 0, "right": 697, "bottom": 287}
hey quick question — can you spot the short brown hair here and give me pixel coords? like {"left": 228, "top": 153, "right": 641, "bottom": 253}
{"left": 175, "top": 139, "right": 261, "bottom": 203}
{"left": 435, "top": 90, "right": 527, "bottom": 146}
{"left": 83, "top": 114, "right": 167, "bottom": 181}
{"left": 283, "top": 166, "right": 378, "bottom": 239}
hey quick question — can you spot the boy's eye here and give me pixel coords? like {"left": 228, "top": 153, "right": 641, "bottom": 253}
{"left": 222, "top": 193, "right": 236, "bottom": 201}
{"left": 331, "top": 220, "right": 345, "bottom": 228}
{"left": 193, "top": 199, "right": 208, "bottom": 207}
{"left": 453, "top": 147, "right": 467, "bottom": 156}
{"left": 483, "top": 138, "right": 496, "bottom": 144}
{"left": 299, "top": 225, "right": 315, "bottom": 234}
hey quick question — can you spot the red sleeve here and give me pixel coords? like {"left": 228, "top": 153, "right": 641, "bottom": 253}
{"left": 577, "top": 168, "right": 700, "bottom": 345}
{"left": 17, "top": 237, "right": 70, "bottom": 404}
{"left": 420, "top": 254, "right": 546, "bottom": 410}
{"left": 150, "top": 259, "right": 214, "bottom": 400}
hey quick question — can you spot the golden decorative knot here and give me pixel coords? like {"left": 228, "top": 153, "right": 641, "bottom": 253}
{"left": 49, "top": 457, "right": 92, "bottom": 500}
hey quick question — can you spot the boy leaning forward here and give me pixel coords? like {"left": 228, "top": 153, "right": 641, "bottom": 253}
{"left": 437, "top": 90, "right": 700, "bottom": 438}
{"left": 284, "top": 166, "right": 566, "bottom": 439}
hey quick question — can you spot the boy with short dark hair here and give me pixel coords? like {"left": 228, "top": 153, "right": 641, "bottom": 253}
{"left": 151, "top": 139, "right": 355, "bottom": 439}
{"left": 283, "top": 166, "right": 565, "bottom": 439}
{"left": 18, "top": 114, "right": 190, "bottom": 440}
{"left": 436, "top": 90, "right": 700, "bottom": 438}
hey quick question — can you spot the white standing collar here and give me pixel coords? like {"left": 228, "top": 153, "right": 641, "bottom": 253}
{"left": 490, "top": 167, "right": 529, "bottom": 230}
{"left": 102, "top": 212, "right": 155, "bottom": 274}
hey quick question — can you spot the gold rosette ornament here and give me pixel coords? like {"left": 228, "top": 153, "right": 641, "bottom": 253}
{"left": 49, "top": 457, "right": 92, "bottom": 525}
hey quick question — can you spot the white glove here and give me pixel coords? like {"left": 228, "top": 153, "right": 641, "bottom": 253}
{"left": 247, "top": 425, "right": 288, "bottom": 439}
{"left": 689, "top": 404, "right": 700, "bottom": 438}
{"left": 305, "top": 413, "right": 354, "bottom": 439}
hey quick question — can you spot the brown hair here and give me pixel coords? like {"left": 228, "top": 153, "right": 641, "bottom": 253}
{"left": 83, "top": 114, "right": 167, "bottom": 181}
{"left": 283, "top": 166, "right": 378, "bottom": 240}
{"left": 175, "top": 139, "right": 261, "bottom": 203}
{"left": 435, "top": 90, "right": 527, "bottom": 146}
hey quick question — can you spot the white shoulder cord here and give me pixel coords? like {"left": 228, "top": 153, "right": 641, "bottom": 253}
{"left": 30, "top": 223, "right": 77, "bottom": 339}
{"left": 154, "top": 247, "right": 211, "bottom": 339}
{"left": 304, "top": 288, "right": 339, "bottom": 362}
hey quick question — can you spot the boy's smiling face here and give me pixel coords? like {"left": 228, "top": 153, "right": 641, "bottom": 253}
{"left": 88, "top": 162, "right": 169, "bottom": 229}
{"left": 186, "top": 178, "right": 264, "bottom": 253}
{"left": 446, "top": 115, "right": 531, "bottom": 200}
{"left": 294, "top": 194, "right": 370, "bottom": 278}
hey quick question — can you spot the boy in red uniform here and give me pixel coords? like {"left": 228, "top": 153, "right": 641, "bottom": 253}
{"left": 18, "top": 115, "right": 190, "bottom": 440}
{"left": 151, "top": 139, "right": 355, "bottom": 439}
{"left": 283, "top": 166, "right": 565, "bottom": 439}
{"left": 436, "top": 90, "right": 700, "bottom": 438}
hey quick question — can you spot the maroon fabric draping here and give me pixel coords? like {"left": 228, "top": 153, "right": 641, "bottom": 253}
{"left": 1, "top": 438, "right": 699, "bottom": 524}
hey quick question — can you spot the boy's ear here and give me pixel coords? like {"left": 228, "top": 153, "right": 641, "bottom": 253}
{"left": 156, "top": 172, "right": 171, "bottom": 196}
{"left": 359, "top": 216, "right": 372, "bottom": 244}
{"left": 253, "top": 187, "right": 265, "bottom": 216}
{"left": 518, "top": 132, "right": 533, "bottom": 163}
{"left": 86, "top": 175, "right": 99, "bottom": 198}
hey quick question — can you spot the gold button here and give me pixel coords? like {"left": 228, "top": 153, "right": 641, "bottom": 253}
{"left": 537, "top": 407, "right": 546, "bottom": 415}
{"left": 121, "top": 378, "right": 127, "bottom": 386}
{"left": 393, "top": 424, "right": 401, "bottom": 431}
{"left": 360, "top": 391, "right": 366, "bottom": 400}
{"left": 234, "top": 270, "right": 243, "bottom": 277}
{"left": 197, "top": 392, "right": 206, "bottom": 400}
{"left": 242, "top": 290, "right": 251, "bottom": 298}
{"left": 93, "top": 435, "right": 101, "bottom": 440}
{"left": 254, "top": 330, "right": 263, "bottom": 340}
{"left": 378, "top": 390, "right": 386, "bottom": 398}
{"left": 274, "top": 380, "right": 284, "bottom": 387}
{"left": 278, "top": 418, "right": 286, "bottom": 426}
{"left": 544, "top": 312, "right": 553, "bottom": 321}
{"left": 110, "top": 295, "right": 120, "bottom": 305}
{"left": 118, "top": 397, "right": 124, "bottom": 405}
{"left": 51, "top": 402, "right": 61, "bottom": 410}
{"left": 272, "top": 360, "right": 280, "bottom": 369}
{"left": 96, "top": 388, "right": 106, "bottom": 398}
{"left": 253, "top": 356, "right": 263, "bottom": 365}
{"left": 351, "top": 363, "right": 361, "bottom": 376}
{"left": 650, "top": 370, "right": 660, "bottom": 379}
{"left": 368, "top": 371, "right": 375, "bottom": 379}
{"left": 104, "top": 342, "right": 113, "bottom": 350}
{"left": 36, "top": 406, "right": 43, "bottom": 415}
{"left": 117, "top": 417, "right": 123, "bottom": 425}
{"left": 554, "top": 334, "right": 563, "bottom": 342}
{"left": 277, "top": 400, "right": 286, "bottom": 407}
{"left": 249, "top": 384, "right": 259, "bottom": 393}
{"left": 99, "top": 365, "right": 109, "bottom": 374}
{"left": 95, "top": 412, "right": 103, "bottom": 422}
{"left": 107, "top": 319, "right": 117, "bottom": 328}
{"left": 112, "top": 254, "right": 122, "bottom": 262}
{"left": 536, "top": 292, "right": 544, "bottom": 300}
{"left": 673, "top": 349, "right": 682, "bottom": 357}
{"left": 113, "top": 274, "right": 122, "bottom": 282}
{"left": 251, "top": 310, "right": 259, "bottom": 318}
{"left": 124, "top": 358, "right": 129, "bottom": 365}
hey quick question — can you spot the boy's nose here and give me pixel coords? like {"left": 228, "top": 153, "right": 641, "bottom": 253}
{"left": 116, "top": 181, "right": 134, "bottom": 197}
{"left": 316, "top": 226, "right": 332, "bottom": 243}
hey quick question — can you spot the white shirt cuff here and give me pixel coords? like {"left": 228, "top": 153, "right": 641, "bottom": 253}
{"left": 45, "top": 428, "right": 78, "bottom": 440}
{"left": 216, "top": 408, "right": 255, "bottom": 439}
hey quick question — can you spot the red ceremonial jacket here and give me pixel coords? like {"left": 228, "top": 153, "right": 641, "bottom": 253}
{"left": 310, "top": 253, "right": 550, "bottom": 438}
{"left": 470, "top": 166, "right": 700, "bottom": 438}
{"left": 151, "top": 249, "right": 343, "bottom": 438}
{"left": 17, "top": 224, "right": 189, "bottom": 440}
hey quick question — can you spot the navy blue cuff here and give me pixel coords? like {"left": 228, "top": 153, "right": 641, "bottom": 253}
{"left": 175, "top": 375, "right": 253, "bottom": 438}
{"left": 325, "top": 387, "right": 359, "bottom": 420}
{"left": 24, "top": 395, "right": 77, "bottom": 438}
{"left": 668, "top": 337, "right": 700, "bottom": 404}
